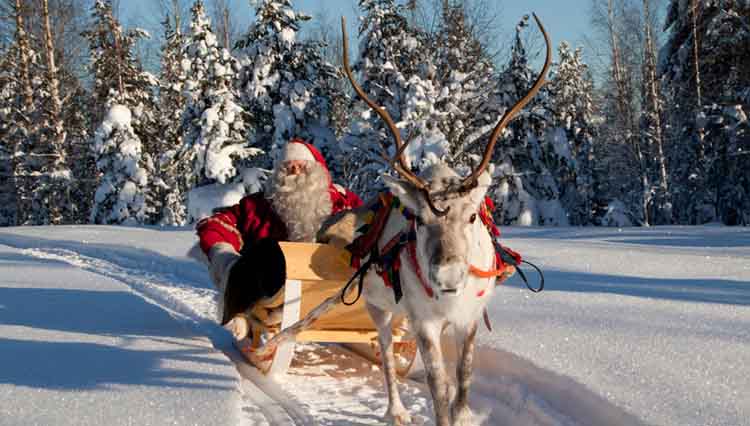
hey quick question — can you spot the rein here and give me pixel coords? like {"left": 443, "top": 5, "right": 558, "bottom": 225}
{"left": 342, "top": 193, "right": 544, "bottom": 307}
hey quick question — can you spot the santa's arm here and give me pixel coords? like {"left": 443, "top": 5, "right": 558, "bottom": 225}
{"left": 196, "top": 204, "right": 245, "bottom": 255}
{"left": 344, "top": 188, "right": 363, "bottom": 209}
{"left": 331, "top": 183, "right": 364, "bottom": 212}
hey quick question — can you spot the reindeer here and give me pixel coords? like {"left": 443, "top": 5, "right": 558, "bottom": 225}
{"left": 339, "top": 14, "right": 552, "bottom": 426}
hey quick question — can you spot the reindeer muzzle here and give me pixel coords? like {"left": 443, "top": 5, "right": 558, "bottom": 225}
{"left": 431, "top": 263, "right": 467, "bottom": 296}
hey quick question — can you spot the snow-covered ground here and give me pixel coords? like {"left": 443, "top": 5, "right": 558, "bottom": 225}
{"left": 0, "top": 225, "right": 747, "bottom": 425}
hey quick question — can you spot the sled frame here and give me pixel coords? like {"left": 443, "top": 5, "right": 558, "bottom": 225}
{"left": 235, "top": 242, "right": 418, "bottom": 377}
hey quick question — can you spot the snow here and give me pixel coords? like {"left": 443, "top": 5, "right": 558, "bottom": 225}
{"left": 187, "top": 182, "right": 246, "bottom": 222}
{"left": 0, "top": 225, "right": 748, "bottom": 426}
{"left": 103, "top": 104, "right": 132, "bottom": 128}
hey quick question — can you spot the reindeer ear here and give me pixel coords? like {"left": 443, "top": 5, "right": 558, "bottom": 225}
{"left": 381, "top": 175, "right": 421, "bottom": 212}
{"left": 469, "top": 170, "right": 492, "bottom": 207}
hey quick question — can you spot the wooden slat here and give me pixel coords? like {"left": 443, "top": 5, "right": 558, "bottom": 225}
{"left": 295, "top": 329, "right": 410, "bottom": 343}
{"left": 279, "top": 242, "right": 354, "bottom": 281}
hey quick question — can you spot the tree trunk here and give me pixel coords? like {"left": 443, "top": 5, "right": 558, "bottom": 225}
{"left": 608, "top": 0, "right": 650, "bottom": 225}
{"left": 14, "top": 0, "right": 33, "bottom": 112}
{"left": 643, "top": 0, "right": 670, "bottom": 200}
{"left": 690, "top": 0, "right": 702, "bottom": 108}
{"left": 41, "top": 0, "right": 67, "bottom": 224}
{"left": 41, "top": 0, "right": 63, "bottom": 136}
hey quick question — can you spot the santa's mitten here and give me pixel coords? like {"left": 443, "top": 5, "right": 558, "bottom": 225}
{"left": 222, "top": 239, "right": 286, "bottom": 325}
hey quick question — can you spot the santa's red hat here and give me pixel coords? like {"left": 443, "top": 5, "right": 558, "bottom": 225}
{"left": 282, "top": 139, "right": 324, "bottom": 163}
{"left": 281, "top": 138, "right": 332, "bottom": 184}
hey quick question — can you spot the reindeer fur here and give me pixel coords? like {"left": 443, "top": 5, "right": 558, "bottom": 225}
{"left": 362, "top": 164, "right": 496, "bottom": 426}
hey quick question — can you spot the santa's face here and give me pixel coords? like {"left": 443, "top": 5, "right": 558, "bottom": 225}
{"left": 267, "top": 159, "right": 332, "bottom": 242}
{"left": 283, "top": 160, "right": 308, "bottom": 176}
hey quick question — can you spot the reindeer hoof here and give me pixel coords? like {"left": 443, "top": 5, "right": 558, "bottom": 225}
{"left": 386, "top": 410, "right": 412, "bottom": 426}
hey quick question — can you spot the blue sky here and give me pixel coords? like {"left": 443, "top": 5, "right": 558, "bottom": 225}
{"left": 123, "top": 0, "right": 592, "bottom": 55}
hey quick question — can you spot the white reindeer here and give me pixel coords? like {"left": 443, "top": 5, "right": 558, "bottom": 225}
{"left": 339, "top": 14, "right": 552, "bottom": 426}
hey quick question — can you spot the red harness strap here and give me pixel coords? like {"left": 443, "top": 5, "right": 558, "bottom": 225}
{"left": 405, "top": 234, "right": 434, "bottom": 299}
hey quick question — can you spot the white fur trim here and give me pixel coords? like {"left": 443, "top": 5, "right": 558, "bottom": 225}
{"left": 333, "top": 183, "right": 347, "bottom": 195}
{"left": 283, "top": 142, "right": 315, "bottom": 162}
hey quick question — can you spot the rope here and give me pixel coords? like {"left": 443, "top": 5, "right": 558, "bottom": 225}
{"left": 515, "top": 260, "right": 545, "bottom": 293}
{"left": 341, "top": 248, "right": 377, "bottom": 306}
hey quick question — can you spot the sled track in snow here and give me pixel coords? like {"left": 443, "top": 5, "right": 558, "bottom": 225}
{"left": 2, "top": 243, "right": 316, "bottom": 426}
{"left": 0, "top": 237, "right": 647, "bottom": 426}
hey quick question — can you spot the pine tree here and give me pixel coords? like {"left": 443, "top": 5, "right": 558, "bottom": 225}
{"left": 660, "top": 0, "right": 750, "bottom": 224}
{"left": 84, "top": 0, "right": 156, "bottom": 224}
{"left": 63, "top": 81, "right": 95, "bottom": 224}
{"left": 640, "top": 0, "right": 670, "bottom": 224}
{"left": 11, "top": 0, "right": 70, "bottom": 225}
{"left": 90, "top": 104, "right": 148, "bottom": 224}
{"left": 236, "top": 0, "right": 340, "bottom": 165}
{"left": 180, "top": 0, "right": 257, "bottom": 190}
{"left": 84, "top": 1, "right": 156, "bottom": 140}
{"left": 548, "top": 41, "right": 596, "bottom": 225}
{"left": 341, "top": 0, "right": 441, "bottom": 199}
{"left": 491, "top": 17, "right": 565, "bottom": 226}
{"left": 0, "top": 44, "right": 17, "bottom": 226}
{"left": 155, "top": 15, "right": 189, "bottom": 225}
{"left": 433, "top": 2, "right": 499, "bottom": 169}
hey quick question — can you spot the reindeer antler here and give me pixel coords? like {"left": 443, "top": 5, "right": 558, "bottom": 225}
{"left": 458, "top": 13, "right": 552, "bottom": 193}
{"left": 341, "top": 17, "right": 449, "bottom": 216}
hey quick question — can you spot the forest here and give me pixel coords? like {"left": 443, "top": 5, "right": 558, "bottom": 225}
{"left": 0, "top": 0, "right": 747, "bottom": 228}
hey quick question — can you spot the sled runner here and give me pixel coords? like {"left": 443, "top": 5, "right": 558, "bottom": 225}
{"left": 234, "top": 241, "right": 419, "bottom": 377}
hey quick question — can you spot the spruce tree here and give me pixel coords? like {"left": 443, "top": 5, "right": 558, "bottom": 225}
{"left": 341, "top": 0, "right": 441, "bottom": 199}
{"left": 236, "top": 0, "right": 339, "bottom": 166}
{"left": 156, "top": 15, "right": 189, "bottom": 225}
{"left": 660, "top": 0, "right": 750, "bottom": 224}
{"left": 9, "top": 0, "right": 69, "bottom": 225}
{"left": 548, "top": 41, "right": 596, "bottom": 225}
{"left": 90, "top": 104, "right": 148, "bottom": 224}
{"left": 180, "top": 0, "right": 256, "bottom": 190}
{"left": 492, "top": 17, "right": 564, "bottom": 226}
{"left": 84, "top": 0, "right": 156, "bottom": 224}
{"left": 0, "top": 45, "right": 16, "bottom": 225}
{"left": 433, "top": 2, "right": 499, "bottom": 170}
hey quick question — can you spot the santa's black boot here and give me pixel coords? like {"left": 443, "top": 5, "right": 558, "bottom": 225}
{"left": 221, "top": 238, "right": 286, "bottom": 326}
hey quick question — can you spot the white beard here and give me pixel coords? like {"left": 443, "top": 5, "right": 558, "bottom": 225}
{"left": 266, "top": 161, "right": 332, "bottom": 242}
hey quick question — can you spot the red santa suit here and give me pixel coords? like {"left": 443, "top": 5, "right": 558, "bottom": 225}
{"left": 197, "top": 140, "right": 362, "bottom": 255}
{"left": 195, "top": 139, "right": 362, "bottom": 330}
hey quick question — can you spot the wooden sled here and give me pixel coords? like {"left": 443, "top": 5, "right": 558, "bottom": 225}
{"left": 234, "top": 241, "right": 419, "bottom": 377}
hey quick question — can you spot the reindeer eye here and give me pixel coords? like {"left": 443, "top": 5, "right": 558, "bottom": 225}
{"left": 469, "top": 213, "right": 477, "bottom": 224}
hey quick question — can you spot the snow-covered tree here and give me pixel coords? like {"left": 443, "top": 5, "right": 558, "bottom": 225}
{"left": 433, "top": 2, "right": 499, "bottom": 168}
{"left": 90, "top": 104, "right": 148, "bottom": 224}
{"left": 640, "top": 0, "right": 670, "bottom": 225}
{"left": 155, "top": 15, "right": 189, "bottom": 225}
{"left": 548, "top": 41, "right": 597, "bottom": 225}
{"left": 236, "top": 0, "right": 339, "bottom": 165}
{"left": 83, "top": 0, "right": 157, "bottom": 140}
{"left": 84, "top": 0, "right": 156, "bottom": 224}
{"left": 180, "top": 0, "right": 257, "bottom": 189}
{"left": 0, "top": 44, "right": 17, "bottom": 226}
{"left": 340, "top": 0, "right": 442, "bottom": 199}
{"left": 63, "top": 82, "right": 95, "bottom": 224}
{"left": 660, "top": 0, "right": 750, "bottom": 225}
{"left": 588, "top": 0, "right": 648, "bottom": 226}
{"left": 9, "top": 0, "right": 70, "bottom": 225}
{"left": 491, "top": 17, "right": 565, "bottom": 226}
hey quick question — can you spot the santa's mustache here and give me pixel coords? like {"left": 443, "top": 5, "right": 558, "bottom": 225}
{"left": 275, "top": 172, "right": 310, "bottom": 192}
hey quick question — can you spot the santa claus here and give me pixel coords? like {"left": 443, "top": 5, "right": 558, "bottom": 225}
{"left": 196, "top": 138, "right": 362, "bottom": 334}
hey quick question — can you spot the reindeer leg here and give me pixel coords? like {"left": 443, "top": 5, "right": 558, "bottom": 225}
{"left": 451, "top": 321, "right": 478, "bottom": 426}
{"left": 415, "top": 322, "right": 451, "bottom": 426}
{"left": 366, "top": 303, "right": 411, "bottom": 425}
